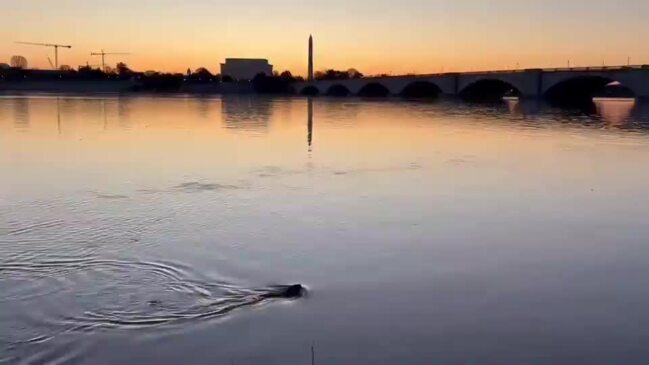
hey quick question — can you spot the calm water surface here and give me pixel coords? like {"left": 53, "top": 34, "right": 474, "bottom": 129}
{"left": 2, "top": 95, "right": 649, "bottom": 364}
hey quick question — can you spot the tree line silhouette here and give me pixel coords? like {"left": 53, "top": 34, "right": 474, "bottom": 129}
{"left": 0, "top": 58, "right": 366, "bottom": 93}
{"left": 315, "top": 68, "right": 364, "bottom": 80}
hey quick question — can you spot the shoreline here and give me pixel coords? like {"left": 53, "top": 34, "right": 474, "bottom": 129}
{"left": 0, "top": 80, "right": 258, "bottom": 95}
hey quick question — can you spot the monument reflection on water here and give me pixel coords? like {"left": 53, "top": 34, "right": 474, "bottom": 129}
{"left": 1, "top": 95, "right": 649, "bottom": 365}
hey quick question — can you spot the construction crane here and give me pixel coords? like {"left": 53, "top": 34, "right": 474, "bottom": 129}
{"left": 15, "top": 41, "right": 72, "bottom": 69}
{"left": 90, "top": 50, "right": 130, "bottom": 72}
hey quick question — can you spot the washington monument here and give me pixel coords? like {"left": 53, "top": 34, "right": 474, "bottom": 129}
{"left": 308, "top": 35, "right": 314, "bottom": 82}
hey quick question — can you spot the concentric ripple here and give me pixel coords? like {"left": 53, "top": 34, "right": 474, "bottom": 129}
{"left": 0, "top": 199, "right": 303, "bottom": 363}
{"left": 2, "top": 256, "right": 296, "bottom": 336}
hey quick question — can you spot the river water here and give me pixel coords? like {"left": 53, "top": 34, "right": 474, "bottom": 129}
{"left": 2, "top": 95, "right": 649, "bottom": 364}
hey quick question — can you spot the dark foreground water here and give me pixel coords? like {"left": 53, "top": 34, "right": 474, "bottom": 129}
{"left": 2, "top": 95, "right": 649, "bottom": 364}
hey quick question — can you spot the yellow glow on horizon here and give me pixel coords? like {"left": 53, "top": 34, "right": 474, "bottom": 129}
{"left": 2, "top": 0, "right": 648, "bottom": 76}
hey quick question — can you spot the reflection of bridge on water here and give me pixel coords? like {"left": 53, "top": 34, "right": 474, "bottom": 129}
{"left": 303, "top": 96, "right": 649, "bottom": 141}
{"left": 296, "top": 65, "right": 649, "bottom": 102}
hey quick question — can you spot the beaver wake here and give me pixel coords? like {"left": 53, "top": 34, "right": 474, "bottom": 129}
{"left": 1, "top": 255, "right": 306, "bottom": 350}
{"left": 69, "top": 283, "right": 306, "bottom": 331}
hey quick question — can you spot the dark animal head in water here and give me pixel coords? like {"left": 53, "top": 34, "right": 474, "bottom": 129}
{"left": 262, "top": 284, "right": 305, "bottom": 299}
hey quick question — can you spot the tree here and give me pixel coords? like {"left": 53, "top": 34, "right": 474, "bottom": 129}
{"left": 316, "top": 69, "right": 346, "bottom": 80}
{"left": 139, "top": 72, "right": 184, "bottom": 92}
{"left": 347, "top": 68, "right": 364, "bottom": 79}
{"left": 77, "top": 64, "right": 107, "bottom": 79}
{"left": 314, "top": 68, "right": 364, "bottom": 81}
{"left": 116, "top": 62, "right": 132, "bottom": 76}
{"left": 193, "top": 67, "right": 213, "bottom": 77}
{"left": 252, "top": 72, "right": 294, "bottom": 94}
{"left": 185, "top": 67, "right": 217, "bottom": 83}
{"left": 10, "top": 55, "right": 28, "bottom": 69}
{"left": 280, "top": 70, "right": 293, "bottom": 79}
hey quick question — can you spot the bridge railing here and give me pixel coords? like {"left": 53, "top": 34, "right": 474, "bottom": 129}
{"left": 306, "top": 65, "right": 649, "bottom": 83}
{"left": 541, "top": 65, "right": 647, "bottom": 72}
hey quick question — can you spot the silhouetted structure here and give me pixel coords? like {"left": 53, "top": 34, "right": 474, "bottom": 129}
{"left": 308, "top": 35, "right": 314, "bottom": 82}
{"left": 220, "top": 58, "right": 273, "bottom": 81}
{"left": 296, "top": 65, "right": 649, "bottom": 103}
{"left": 15, "top": 41, "right": 71, "bottom": 69}
{"left": 90, "top": 50, "right": 130, "bottom": 72}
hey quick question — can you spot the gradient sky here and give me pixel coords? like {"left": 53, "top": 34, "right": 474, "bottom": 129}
{"left": 2, "top": 0, "right": 648, "bottom": 76}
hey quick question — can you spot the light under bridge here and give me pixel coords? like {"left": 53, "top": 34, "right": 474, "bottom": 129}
{"left": 294, "top": 65, "right": 649, "bottom": 102}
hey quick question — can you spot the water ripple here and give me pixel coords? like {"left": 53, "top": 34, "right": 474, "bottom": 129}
{"left": 1, "top": 256, "right": 302, "bottom": 350}
{"left": 7, "top": 220, "right": 66, "bottom": 236}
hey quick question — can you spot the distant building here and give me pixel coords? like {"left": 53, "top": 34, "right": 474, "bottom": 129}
{"left": 220, "top": 58, "right": 273, "bottom": 81}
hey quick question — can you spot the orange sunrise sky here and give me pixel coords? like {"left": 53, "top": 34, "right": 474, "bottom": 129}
{"left": 2, "top": 0, "right": 648, "bottom": 76}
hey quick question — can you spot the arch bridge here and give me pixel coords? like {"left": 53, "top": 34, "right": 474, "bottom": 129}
{"left": 295, "top": 65, "right": 649, "bottom": 101}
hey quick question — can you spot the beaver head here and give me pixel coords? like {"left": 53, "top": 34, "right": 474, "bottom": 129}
{"left": 262, "top": 284, "right": 305, "bottom": 299}
{"left": 282, "top": 284, "right": 304, "bottom": 298}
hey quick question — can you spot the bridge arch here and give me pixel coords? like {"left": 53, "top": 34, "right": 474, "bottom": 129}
{"left": 358, "top": 82, "right": 390, "bottom": 97}
{"left": 400, "top": 81, "right": 442, "bottom": 98}
{"left": 326, "top": 84, "right": 351, "bottom": 97}
{"left": 544, "top": 76, "right": 636, "bottom": 104}
{"left": 459, "top": 79, "right": 521, "bottom": 101}
{"left": 300, "top": 85, "right": 320, "bottom": 96}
